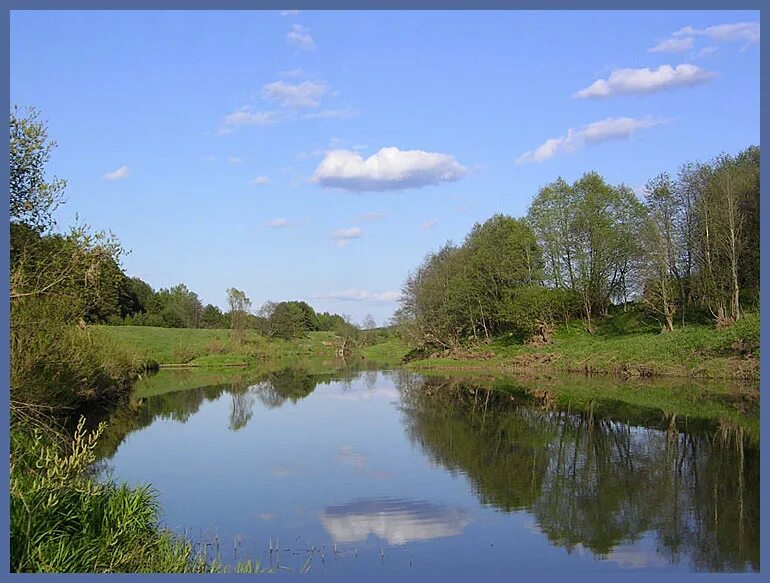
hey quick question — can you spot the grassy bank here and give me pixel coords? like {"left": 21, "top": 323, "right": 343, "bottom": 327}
{"left": 95, "top": 326, "right": 343, "bottom": 366}
{"left": 407, "top": 312, "right": 760, "bottom": 381}
{"left": 361, "top": 337, "right": 412, "bottom": 366}
{"left": 10, "top": 413, "right": 279, "bottom": 573}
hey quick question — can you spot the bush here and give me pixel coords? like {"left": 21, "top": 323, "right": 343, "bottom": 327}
{"left": 11, "top": 295, "right": 154, "bottom": 410}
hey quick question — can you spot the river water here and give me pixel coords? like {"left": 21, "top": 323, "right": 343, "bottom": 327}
{"left": 94, "top": 364, "right": 759, "bottom": 575}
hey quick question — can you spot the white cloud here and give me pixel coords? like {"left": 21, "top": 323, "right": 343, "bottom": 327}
{"left": 250, "top": 175, "right": 270, "bottom": 185}
{"left": 575, "top": 64, "right": 715, "bottom": 98}
{"left": 516, "top": 116, "right": 665, "bottom": 164}
{"left": 421, "top": 219, "right": 439, "bottom": 230}
{"left": 228, "top": 156, "right": 243, "bottom": 164}
{"left": 266, "top": 218, "right": 291, "bottom": 229}
{"left": 674, "top": 22, "right": 759, "bottom": 45}
{"left": 649, "top": 37, "right": 693, "bottom": 53}
{"left": 331, "top": 226, "right": 363, "bottom": 246}
{"left": 219, "top": 107, "right": 283, "bottom": 133}
{"left": 262, "top": 80, "right": 328, "bottom": 108}
{"left": 287, "top": 24, "right": 315, "bottom": 50}
{"left": 103, "top": 165, "right": 130, "bottom": 181}
{"left": 315, "top": 289, "right": 402, "bottom": 302}
{"left": 203, "top": 156, "right": 215, "bottom": 162}
{"left": 280, "top": 10, "right": 300, "bottom": 16}
{"left": 313, "top": 147, "right": 467, "bottom": 192}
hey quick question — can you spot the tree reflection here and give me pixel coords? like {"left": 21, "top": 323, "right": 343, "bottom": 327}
{"left": 396, "top": 376, "right": 759, "bottom": 572}
{"left": 95, "top": 363, "right": 372, "bottom": 458}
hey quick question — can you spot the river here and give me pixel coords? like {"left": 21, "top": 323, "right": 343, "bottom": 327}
{"left": 92, "top": 363, "right": 759, "bottom": 575}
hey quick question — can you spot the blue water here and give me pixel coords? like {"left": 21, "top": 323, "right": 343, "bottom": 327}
{"left": 96, "top": 368, "right": 759, "bottom": 575}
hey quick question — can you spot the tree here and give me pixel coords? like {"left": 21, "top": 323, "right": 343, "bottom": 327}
{"left": 226, "top": 288, "right": 252, "bottom": 343}
{"left": 10, "top": 106, "right": 67, "bottom": 231}
{"left": 463, "top": 214, "right": 542, "bottom": 338}
{"left": 527, "top": 173, "right": 645, "bottom": 332}
{"left": 642, "top": 173, "right": 685, "bottom": 332}
{"left": 264, "top": 301, "right": 319, "bottom": 339}
{"left": 201, "top": 304, "right": 227, "bottom": 329}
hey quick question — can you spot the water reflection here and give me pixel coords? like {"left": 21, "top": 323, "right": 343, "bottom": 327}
{"left": 95, "top": 367, "right": 759, "bottom": 572}
{"left": 95, "top": 362, "right": 372, "bottom": 458}
{"left": 396, "top": 376, "right": 759, "bottom": 571}
{"left": 321, "top": 498, "right": 471, "bottom": 545}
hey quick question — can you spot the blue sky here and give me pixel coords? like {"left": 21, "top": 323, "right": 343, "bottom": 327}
{"left": 10, "top": 10, "right": 760, "bottom": 324}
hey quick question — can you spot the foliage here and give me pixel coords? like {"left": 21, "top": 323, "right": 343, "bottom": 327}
{"left": 400, "top": 147, "right": 759, "bottom": 351}
{"left": 398, "top": 215, "right": 544, "bottom": 348}
{"left": 10, "top": 106, "right": 66, "bottom": 231}
{"left": 527, "top": 172, "right": 646, "bottom": 329}
{"left": 226, "top": 287, "right": 252, "bottom": 343}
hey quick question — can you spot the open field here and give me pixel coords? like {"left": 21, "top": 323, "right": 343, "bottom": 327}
{"left": 94, "top": 326, "right": 343, "bottom": 366}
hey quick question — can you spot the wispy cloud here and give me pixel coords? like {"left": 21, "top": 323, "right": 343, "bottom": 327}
{"left": 313, "top": 147, "right": 466, "bottom": 192}
{"left": 219, "top": 107, "right": 283, "bottom": 133}
{"left": 262, "top": 80, "right": 329, "bottom": 108}
{"left": 280, "top": 10, "right": 300, "bottom": 16}
{"left": 516, "top": 116, "right": 665, "bottom": 164}
{"left": 331, "top": 226, "right": 363, "bottom": 247}
{"left": 574, "top": 64, "right": 715, "bottom": 98}
{"left": 648, "top": 21, "right": 758, "bottom": 60}
{"left": 696, "top": 46, "right": 719, "bottom": 58}
{"left": 250, "top": 175, "right": 270, "bottom": 185}
{"left": 287, "top": 24, "right": 315, "bottom": 50}
{"left": 228, "top": 156, "right": 243, "bottom": 164}
{"left": 673, "top": 21, "right": 759, "bottom": 45}
{"left": 649, "top": 37, "right": 693, "bottom": 53}
{"left": 315, "top": 289, "right": 402, "bottom": 302}
{"left": 103, "top": 165, "right": 130, "bottom": 181}
{"left": 420, "top": 219, "right": 439, "bottom": 231}
{"left": 266, "top": 218, "right": 292, "bottom": 229}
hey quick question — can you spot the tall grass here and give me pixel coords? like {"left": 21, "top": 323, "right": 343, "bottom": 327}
{"left": 10, "top": 412, "right": 203, "bottom": 572}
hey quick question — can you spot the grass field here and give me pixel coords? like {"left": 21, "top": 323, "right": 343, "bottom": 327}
{"left": 361, "top": 338, "right": 412, "bottom": 366}
{"left": 94, "top": 326, "right": 343, "bottom": 366}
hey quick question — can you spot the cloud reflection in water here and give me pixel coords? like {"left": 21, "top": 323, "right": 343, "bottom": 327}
{"left": 321, "top": 498, "right": 471, "bottom": 545}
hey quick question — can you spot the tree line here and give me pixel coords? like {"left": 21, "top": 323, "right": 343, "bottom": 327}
{"left": 397, "top": 146, "right": 759, "bottom": 349}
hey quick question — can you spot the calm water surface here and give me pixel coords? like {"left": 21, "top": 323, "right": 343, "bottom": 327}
{"left": 95, "top": 366, "right": 759, "bottom": 575}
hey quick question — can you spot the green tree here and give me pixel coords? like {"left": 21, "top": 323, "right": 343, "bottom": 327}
{"left": 527, "top": 173, "right": 645, "bottom": 331}
{"left": 226, "top": 288, "right": 252, "bottom": 342}
{"left": 201, "top": 304, "right": 227, "bottom": 329}
{"left": 10, "top": 106, "right": 67, "bottom": 231}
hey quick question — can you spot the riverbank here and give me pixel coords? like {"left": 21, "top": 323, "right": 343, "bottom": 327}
{"left": 403, "top": 312, "right": 760, "bottom": 381}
